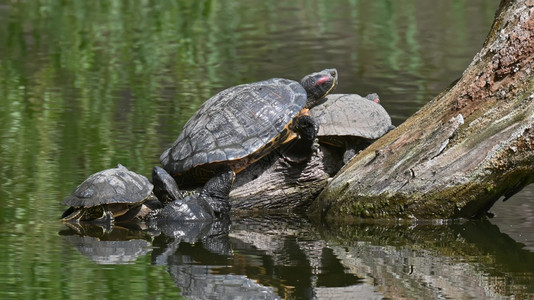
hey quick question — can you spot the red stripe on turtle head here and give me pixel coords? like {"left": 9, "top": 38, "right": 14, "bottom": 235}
{"left": 315, "top": 75, "right": 331, "bottom": 86}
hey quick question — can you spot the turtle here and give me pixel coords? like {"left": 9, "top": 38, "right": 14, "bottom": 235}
{"left": 309, "top": 93, "right": 394, "bottom": 164}
{"left": 61, "top": 164, "right": 236, "bottom": 224}
{"left": 61, "top": 164, "right": 162, "bottom": 224}
{"left": 160, "top": 68, "right": 338, "bottom": 189}
{"left": 151, "top": 166, "right": 235, "bottom": 221}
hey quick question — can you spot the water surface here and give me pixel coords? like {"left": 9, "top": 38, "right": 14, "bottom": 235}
{"left": 2, "top": 1, "right": 534, "bottom": 299}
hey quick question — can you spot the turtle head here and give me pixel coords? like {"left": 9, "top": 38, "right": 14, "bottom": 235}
{"left": 365, "top": 93, "right": 380, "bottom": 103}
{"left": 152, "top": 166, "right": 181, "bottom": 205}
{"left": 300, "top": 68, "right": 338, "bottom": 108}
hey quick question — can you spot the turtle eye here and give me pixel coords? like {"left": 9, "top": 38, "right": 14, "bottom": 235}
{"left": 315, "top": 75, "right": 331, "bottom": 86}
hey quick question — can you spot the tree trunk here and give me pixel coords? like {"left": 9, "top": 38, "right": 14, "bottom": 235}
{"left": 309, "top": 0, "right": 534, "bottom": 220}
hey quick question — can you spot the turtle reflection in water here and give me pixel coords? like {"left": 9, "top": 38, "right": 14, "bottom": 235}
{"left": 59, "top": 225, "right": 154, "bottom": 264}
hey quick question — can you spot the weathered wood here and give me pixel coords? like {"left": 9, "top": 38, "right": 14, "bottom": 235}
{"left": 309, "top": 0, "right": 534, "bottom": 220}
{"left": 230, "top": 144, "right": 343, "bottom": 211}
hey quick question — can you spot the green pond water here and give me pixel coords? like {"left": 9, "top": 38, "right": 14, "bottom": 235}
{"left": 1, "top": 1, "right": 534, "bottom": 299}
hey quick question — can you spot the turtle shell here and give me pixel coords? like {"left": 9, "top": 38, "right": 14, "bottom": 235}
{"left": 62, "top": 164, "right": 153, "bottom": 208}
{"left": 160, "top": 78, "right": 307, "bottom": 182}
{"left": 310, "top": 94, "right": 392, "bottom": 141}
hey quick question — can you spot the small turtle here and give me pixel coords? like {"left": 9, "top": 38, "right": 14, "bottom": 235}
{"left": 160, "top": 69, "right": 338, "bottom": 189}
{"left": 61, "top": 164, "right": 235, "bottom": 224}
{"left": 151, "top": 166, "right": 235, "bottom": 221}
{"left": 309, "top": 93, "right": 394, "bottom": 164}
{"left": 61, "top": 164, "right": 161, "bottom": 223}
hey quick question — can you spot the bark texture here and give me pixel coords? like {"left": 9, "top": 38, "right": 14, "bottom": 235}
{"left": 309, "top": 0, "right": 534, "bottom": 220}
{"left": 230, "top": 144, "right": 343, "bottom": 211}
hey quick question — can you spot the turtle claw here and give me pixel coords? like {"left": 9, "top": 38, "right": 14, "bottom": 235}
{"left": 312, "top": 138, "right": 320, "bottom": 153}
{"left": 93, "top": 208, "right": 115, "bottom": 224}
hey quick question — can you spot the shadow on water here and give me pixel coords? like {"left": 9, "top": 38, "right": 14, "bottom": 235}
{"left": 59, "top": 214, "right": 534, "bottom": 299}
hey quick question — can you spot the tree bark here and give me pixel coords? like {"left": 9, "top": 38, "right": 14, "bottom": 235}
{"left": 230, "top": 144, "right": 343, "bottom": 211}
{"left": 309, "top": 0, "right": 534, "bottom": 220}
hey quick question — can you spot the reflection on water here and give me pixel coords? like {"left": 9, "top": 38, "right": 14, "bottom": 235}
{"left": 322, "top": 219, "right": 534, "bottom": 298}
{"left": 56, "top": 215, "right": 534, "bottom": 299}
{"left": 2, "top": 0, "right": 534, "bottom": 299}
{"left": 490, "top": 184, "right": 534, "bottom": 251}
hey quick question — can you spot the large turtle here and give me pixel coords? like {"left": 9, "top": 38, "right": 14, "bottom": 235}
{"left": 61, "top": 164, "right": 161, "bottom": 223}
{"left": 309, "top": 93, "right": 394, "bottom": 164}
{"left": 160, "top": 68, "right": 338, "bottom": 188}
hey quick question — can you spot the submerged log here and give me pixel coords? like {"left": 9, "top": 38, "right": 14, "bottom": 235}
{"left": 309, "top": 0, "right": 534, "bottom": 220}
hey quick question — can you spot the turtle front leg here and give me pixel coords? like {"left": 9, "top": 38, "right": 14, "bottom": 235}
{"left": 201, "top": 169, "right": 235, "bottom": 217}
{"left": 342, "top": 139, "right": 373, "bottom": 164}
{"left": 342, "top": 148, "right": 357, "bottom": 165}
{"left": 293, "top": 114, "right": 319, "bottom": 152}
{"left": 93, "top": 206, "right": 115, "bottom": 224}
